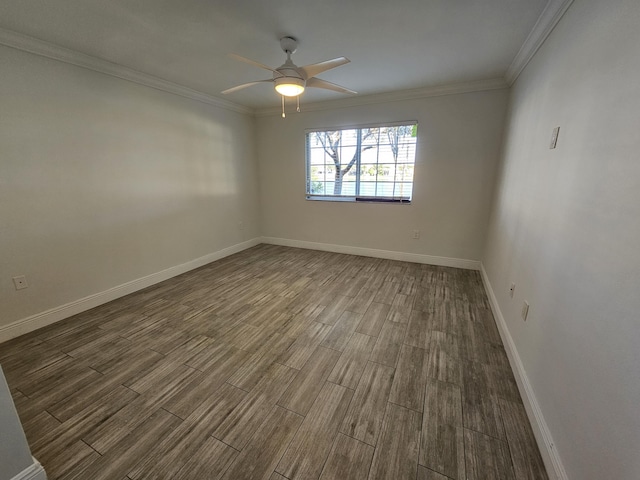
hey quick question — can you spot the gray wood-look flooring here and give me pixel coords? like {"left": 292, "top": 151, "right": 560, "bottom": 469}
{"left": 0, "top": 244, "right": 548, "bottom": 480}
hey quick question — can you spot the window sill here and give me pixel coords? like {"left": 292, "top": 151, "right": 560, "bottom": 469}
{"left": 305, "top": 195, "right": 411, "bottom": 204}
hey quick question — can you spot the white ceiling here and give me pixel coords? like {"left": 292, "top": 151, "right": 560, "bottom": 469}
{"left": 0, "top": 0, "right": 548, "bottom": 108}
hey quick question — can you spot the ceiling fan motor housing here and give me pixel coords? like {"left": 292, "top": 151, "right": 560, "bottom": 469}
{"left": 274, "top": 53, "right": 306, "bottom": 97}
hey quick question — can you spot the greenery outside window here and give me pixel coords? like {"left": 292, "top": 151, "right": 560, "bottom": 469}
{"left": 306, "top": 122, "right": 418, "bottom": 203}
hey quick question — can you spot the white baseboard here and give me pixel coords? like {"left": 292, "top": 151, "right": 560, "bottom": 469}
{"left": 261, "top": 236, "right": 481, "bottom": 270}
{"left": 0, "top": 238, "right": 261, "bottom": 344}
{"left": 11, "top": 458, "right": 47, "bottom": 480}
{"left": 479, "top": 263, "right": 568, "bottom": 480}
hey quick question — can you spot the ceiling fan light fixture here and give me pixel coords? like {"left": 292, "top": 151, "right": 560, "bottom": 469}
{"left": 275, "top": 77, "right": 305, "bottom": 97}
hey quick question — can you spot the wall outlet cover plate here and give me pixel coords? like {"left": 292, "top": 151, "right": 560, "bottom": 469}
{"left": 13, "top": 275, "right": 29, "bottom": 290}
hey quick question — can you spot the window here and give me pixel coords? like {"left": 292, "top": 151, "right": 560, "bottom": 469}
{"left": 306, "top": 122, "right": 418, "bottom": 203}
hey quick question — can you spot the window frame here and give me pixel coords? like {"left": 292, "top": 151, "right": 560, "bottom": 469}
{"left": 305, "top": 121, "right": 418, "bottom": 204}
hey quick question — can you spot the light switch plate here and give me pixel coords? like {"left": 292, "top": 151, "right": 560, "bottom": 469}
{"left": 550, "top": 126, "right": 560, "bottom": 149}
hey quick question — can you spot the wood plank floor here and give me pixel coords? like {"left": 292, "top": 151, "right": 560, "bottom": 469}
{"left": 0, "top": 244, "right": 549, "bottom": 480}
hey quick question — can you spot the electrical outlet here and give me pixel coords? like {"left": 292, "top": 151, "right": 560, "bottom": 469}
{"left": 509, "top": 283, "right": 516, "bottom": 298}
{"left": 412, "top": 230, "right": 420, "bottom": 239}
{"left": 521, "top": 301, "right": 530, "bottom": 321}
{"left": 238, "top": 221, "right": 244, "bottom": 231}
{"left": 13, "top": 275, "right": 29, "bottom": 290}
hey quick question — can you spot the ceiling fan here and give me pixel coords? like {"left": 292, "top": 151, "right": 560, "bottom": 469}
{"left": 222, "top": 36, "right": 356, "bottom": 116}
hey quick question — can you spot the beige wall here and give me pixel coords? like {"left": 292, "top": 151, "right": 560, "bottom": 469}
{"left": 256, "top": 89, "right": 508, "bottom": 263}
{"left": 482, "top": 0, "right": 640, "bottom": 478}
{"left": 0, "top": 45, "right": 260, "bottom": 329}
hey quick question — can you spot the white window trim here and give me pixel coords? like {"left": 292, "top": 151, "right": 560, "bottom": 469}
{"left": 305, "top": 121, "right": 418, "bottom": 204}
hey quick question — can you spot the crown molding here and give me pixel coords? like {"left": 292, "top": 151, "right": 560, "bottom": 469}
{"left": 1, "top": 0, "right": 571, "bottom": 118}
{"left": 0, "top": 27, "right": 253, "bottom": 115}
{"left": 254, "top": 77, "right": 508, "bottom": 117}
{"left": 505, "top": 0, "right": 575, "bottom": 85}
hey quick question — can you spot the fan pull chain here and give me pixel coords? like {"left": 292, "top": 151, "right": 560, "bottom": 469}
{"left": 281, "top": 96, "right": 286, "bottom": 118}
{"left": 296, "top": 96, "right": 300, "bottom": 113}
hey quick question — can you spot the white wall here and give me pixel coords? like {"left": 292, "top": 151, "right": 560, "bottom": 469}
{"left": 0, "top": 367, "right": 35, "bottom": 479}
{"left": 0, "top": 45, "right": 260, "bottom": 331}
{"left": 482, "top": 0, "right": 640, "bottom": 478}
{"left": 256, "top": 89, "right": 508, "bottom": 263}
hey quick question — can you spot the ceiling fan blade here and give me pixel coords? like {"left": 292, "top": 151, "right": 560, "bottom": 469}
{"left": 306, "top": 77, "right": 357, "bottom": 95}
{"left": 229, "top": 53, "right": 282, "bottom": 75}
{"left": 221, "top": 79, "right": 273, "bottom": 94}
{"left": 300, "top": 57, "right": 350, "bottom": 79}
